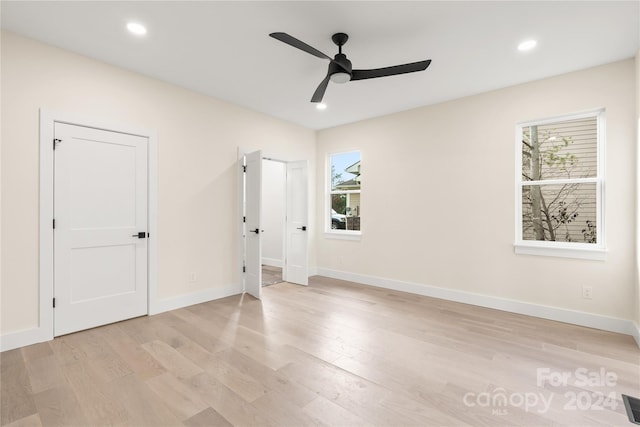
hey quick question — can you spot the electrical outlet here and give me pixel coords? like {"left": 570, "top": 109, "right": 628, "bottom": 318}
{"left": 189, "top": 272, "right": 197, "bottom": 283}
{"left": 582, "top": 286, "right": 593, "bottom": 300}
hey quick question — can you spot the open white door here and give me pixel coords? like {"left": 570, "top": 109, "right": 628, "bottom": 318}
{"left": 244, "top": 150, "right": 262, "bottom": 299}
{"left": 285, "top": 161, "right": 309, "bottom": 286}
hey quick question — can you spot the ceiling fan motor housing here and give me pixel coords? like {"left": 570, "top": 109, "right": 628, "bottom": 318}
{"left": 330, "top": 53, "right": 353, "bottom": 83}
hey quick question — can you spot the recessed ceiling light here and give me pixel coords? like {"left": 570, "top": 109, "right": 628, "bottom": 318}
{"left": 127, "top": 22, "right": 147, "bottom": 36}
{"left": 316, "top": 103, "right": 327, "bottom": 110}
{"left": 518, "top": 39, "right": 537, "bottom": 51}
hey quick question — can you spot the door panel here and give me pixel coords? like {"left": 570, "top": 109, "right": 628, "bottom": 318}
{"left": 244, "top": 150, "right": 262, "bottom": 299}
{"left": 70, "top": 244, "right": 136, "bottom": 301}
{"left": 285, "top": 161, "right": 308, "bottom": 286}
{"left": 54, "top": 122, "right": 148, "bottom": 336}
{"left": 68, "top": 139, "right": 136, "bottom": 228}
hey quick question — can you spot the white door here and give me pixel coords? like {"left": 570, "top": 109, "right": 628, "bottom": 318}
{"left": 244, "top": 151, "right": 262, "bottom": 299}
{"left": 54, "top": 123, "right": 148, "bottom": 336}
{"left": 284, "top": 161, "right": 309, "bottom": 286}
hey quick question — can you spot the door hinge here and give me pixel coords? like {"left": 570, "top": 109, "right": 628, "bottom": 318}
{"left": 243, "top": 216, "right": 246, "bottom": 223}
{"left": 243, "top": 165, "right": 247, "bottom": 172}
{"left": 53, "top": 138, "right": 61, "bottom": 150}
{"left": 242, "top": 266, "right": 246, "bottom": 273}
{"left": 53, "top": 219, "right": 55, "bottom": 229}
{"left": 53, "top": 298, "right": 56, "bottom": 308}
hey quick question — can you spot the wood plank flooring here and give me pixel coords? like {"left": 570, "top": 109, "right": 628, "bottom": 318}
{"left": 1, "top": 275, "right": 639, "bottom": 426}
{"left": 262, "top": 265, "right": 283, "bottom": 287}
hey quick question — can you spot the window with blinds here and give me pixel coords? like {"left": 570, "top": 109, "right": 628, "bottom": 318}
{"left": 515, "top": 110, "right": 605, "bottom": 257}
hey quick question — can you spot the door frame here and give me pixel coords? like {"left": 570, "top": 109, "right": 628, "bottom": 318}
{"left": 39, "top": 109, "right": 158, "bottom": 341}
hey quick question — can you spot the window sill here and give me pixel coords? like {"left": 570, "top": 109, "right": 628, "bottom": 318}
{"left": 324, "top": 231, "right": 361, "bottom": 241}
{"left": 514, "top": 243, "right": 607, "bottom": 261}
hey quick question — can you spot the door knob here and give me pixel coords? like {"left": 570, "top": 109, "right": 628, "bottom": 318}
{"left": 296, "top": 226, "right": 307, "bottom": 231}
{"left": 249, "top": 228, "right": 260, "bottom": 234}
{"left": 132, "top": 232, "right": 147, "bottom": 238}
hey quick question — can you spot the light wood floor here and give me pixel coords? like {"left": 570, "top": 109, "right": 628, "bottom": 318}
{"left": 1, "top": 276, "right": 639, "bottom": 426}
{"left": 261, "top": 265, "right": 283, "bottom": 287}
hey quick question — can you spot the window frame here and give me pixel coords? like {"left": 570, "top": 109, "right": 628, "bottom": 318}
{"left": 325, "top": 150, "right": 362, "bottom": 239}
{"left": 514, "top": 108, "right": 606, "bottom": 260}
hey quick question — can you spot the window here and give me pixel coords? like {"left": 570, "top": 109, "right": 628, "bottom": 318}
{"left": 515, "top": 109, "right": 605, "bottom": 259}
{"left": 328, "top": 151, "right": 361, "bottom": 234}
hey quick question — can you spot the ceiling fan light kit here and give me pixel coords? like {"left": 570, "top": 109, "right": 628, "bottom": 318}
{"left": 269, "top": 32, "right": 432, "bottom": 103}
{"left": 330, "top": 71, "right": 351, "bottom": 84}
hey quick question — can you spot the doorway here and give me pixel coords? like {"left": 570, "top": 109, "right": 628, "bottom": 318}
{"left": 240, "top": 151, "right": 309, "bottom": 299}
{"left": 261, "top": 159, "right": 285, "bottom": 287}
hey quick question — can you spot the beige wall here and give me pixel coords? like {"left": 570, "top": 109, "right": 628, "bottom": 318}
{"left": 1, "top": 31, "right": 316, "bottom": 334}
{"left": 316, "top": 59, "right": 636, "bottom": 320}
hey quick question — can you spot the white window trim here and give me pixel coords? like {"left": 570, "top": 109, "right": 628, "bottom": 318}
{"left": 514, "top": 108, "right": 606, "bottom": 260}
{"left": 325, "top": 149, "right": 362, "bottom": 236}
{"left": 323, "top": 231, "right": 362, "bottom": 241}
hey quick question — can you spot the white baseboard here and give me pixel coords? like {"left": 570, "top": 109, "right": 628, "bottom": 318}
{"left": 262, "top": 258, "right": 283, "bottom": 268}
{"left": 315, "top": 268, "right": 639, "bottom": 341}
{"left": 1, "top": 284, "right": 243, "bottom": 352}
{"left": 1, "top": 325, "right": 52, "bottom": 352}
{"left": 5, "top": 275, "right": 636, "bottom": 351}
{"left": 149, "top": 283, "right": 243, "bottom": 315}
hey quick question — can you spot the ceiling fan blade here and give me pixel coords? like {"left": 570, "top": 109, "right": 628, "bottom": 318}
{"left": 311, "top": 74, "right": 331, "bottom": 103}
{"left": 269, "top": 32, "right": 332, "bottom": 61}
{"left": 351, "top": 59, "right": 432, "bottom": 81}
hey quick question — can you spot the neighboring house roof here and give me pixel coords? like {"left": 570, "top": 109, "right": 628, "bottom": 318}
{"left": 335, "top": 179, "right": 360, "bottom": 190}
{"left": 335, "top": 160, "right": 361, "bottom": 190}
{"left": 345, "top": 161, "right": 361, "bottom": 176}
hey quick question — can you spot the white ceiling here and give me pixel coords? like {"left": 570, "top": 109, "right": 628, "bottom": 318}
{"left": 2, "top": 1, "right": 639, "bottom": 130}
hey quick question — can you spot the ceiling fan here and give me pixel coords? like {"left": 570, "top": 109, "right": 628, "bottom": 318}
{"left": 269, "top": 32, "right": 432, "bottom": 103}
